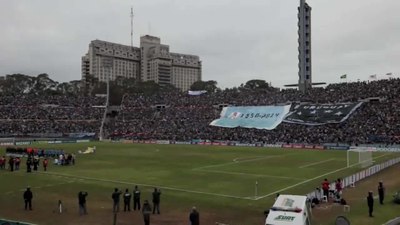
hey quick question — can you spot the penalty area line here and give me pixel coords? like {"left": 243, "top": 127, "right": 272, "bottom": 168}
{"left": 196, "top": 169, "right": 306, "bottom": 181}
{"left": 255, "top": 153, "right": 391, "bottom": 201}
{"left": 37, "top": 171, "right": 254, "bottom": 201}
{"left": 298, "top": 158, "right": 336, "bottom": 169}
{"left": 193, "top": 153, "right": 297, "bottom": 171}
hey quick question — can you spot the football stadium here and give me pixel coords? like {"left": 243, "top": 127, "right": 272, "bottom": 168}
{"left": 1, "top": 77, "right": 400, "bottom": 225}
{"left": 1, "top": 1, "right": 400, "bottom": 225}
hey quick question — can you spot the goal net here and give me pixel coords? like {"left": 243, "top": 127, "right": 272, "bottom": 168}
{"left": 347, "top": 148, "right": 373, "bottom": 168}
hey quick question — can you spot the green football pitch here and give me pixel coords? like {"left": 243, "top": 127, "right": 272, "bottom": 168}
{"left": 0, "top": 142, "right": 398, "bottom": 225}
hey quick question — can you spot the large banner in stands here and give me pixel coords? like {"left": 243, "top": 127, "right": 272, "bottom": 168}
{"left": 156, "top": 140, "right": 170, "bottom": 144}
{"left": 173, "top": 141, "right": 191, "bottom": 145}
{"left": 264, "top": 144, "right": 282, "bottom": 148}
{"left": 284, "top": 102, "right": 363, "bottom": 125}
{"left": 15, "top": 141, "right": 31, "bottom": 146}
{"left": 69, "top": 133, "right": 96, "bottom": 138}
{"left": 0, "top": 142, "right": 13, "bottom": 146}
{"left": 324, "top": 143, "right": 350, "bottom": 150}
{"left": 210, "top": 105, "right": 291, "bottom": 130}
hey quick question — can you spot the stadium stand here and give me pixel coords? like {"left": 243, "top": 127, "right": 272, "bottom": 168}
{"left": 0, "top": 95, "right": 105, "bottom": 137}
{"left": 108, "top": 79, "right": 400, "bottom": 144}
{"left": 0, "top": 79, "right": 399, "bottom": 144}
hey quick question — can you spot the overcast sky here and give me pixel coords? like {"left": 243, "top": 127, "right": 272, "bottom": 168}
{"left": 1, "top": 0, "right": 399, "bottom": 88}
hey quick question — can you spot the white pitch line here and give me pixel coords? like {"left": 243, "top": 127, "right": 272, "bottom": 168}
{"left": 299, "top": 158, "right": 335, "bottom": 169}
{"left": 198, "top": 169, "right": 306, "bottom": 181}
{"left": 37, "top": 171, "right": 254, "bottom": 200}
{"left": 6, "top": 181, "right": 73, "bottom": 195}
{"left": 255, "top": 153, "right": 392, "bottom": 200}
{"left": 233, "top": 156, "right": 266, "bottom": 162}
{"left": 193, "top": 154, "right": 287, "bottom": 170}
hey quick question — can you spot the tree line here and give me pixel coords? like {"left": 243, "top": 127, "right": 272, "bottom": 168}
{"left": 0, "top": 73, "right": 274, "bottom": 105}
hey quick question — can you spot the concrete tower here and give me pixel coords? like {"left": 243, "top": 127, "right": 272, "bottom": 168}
{"left": 298, "top": 0, "right": 312, "bottom": 92}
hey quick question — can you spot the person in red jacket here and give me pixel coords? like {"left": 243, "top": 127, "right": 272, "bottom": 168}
{"left": 335, "top": 178, "right": 342, "bottom": 195}
{"left": 43, "top": 158, "right": 49, "bottom": 171}
{"left": 0, "top": 156, "right": 4, "bottom": 169}
{"left": 321, "top": 178, "right": 330, "bottom": 200}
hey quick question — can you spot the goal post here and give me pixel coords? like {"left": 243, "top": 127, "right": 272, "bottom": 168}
{"left": 347, "top": 148, "right": 373, "bottom": 168}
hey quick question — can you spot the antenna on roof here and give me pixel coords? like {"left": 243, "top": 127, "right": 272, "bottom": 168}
{"left": 130, "top": 7, "right": 134, "bottom": 47}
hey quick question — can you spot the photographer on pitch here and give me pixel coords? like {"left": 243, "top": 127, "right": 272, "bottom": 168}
{"left": 112, "top": 188, "right": 122, "bottom": 212}
{"left": 78, "top": 191, "right": 88, "bottom": 215}
{"left": 152, "top": 188, "right": 161, "bottom": 214}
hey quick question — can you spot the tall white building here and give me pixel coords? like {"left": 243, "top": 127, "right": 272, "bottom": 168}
{"left": 82, "top": 35, "right": 202, "bottom": 91}
{"left": 82, "top": 40, "right": 141, "bottom": 83}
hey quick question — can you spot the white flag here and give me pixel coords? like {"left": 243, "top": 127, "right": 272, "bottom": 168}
{"left": 188, "top": 90, "right": 207, "bottom": 96}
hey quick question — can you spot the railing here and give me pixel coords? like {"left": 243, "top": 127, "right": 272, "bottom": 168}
{"left": 306, "top": 157, "right": 400, "bottom": 200}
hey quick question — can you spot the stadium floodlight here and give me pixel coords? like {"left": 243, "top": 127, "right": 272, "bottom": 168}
{"left": 347, "top": 148, "right": 373, "bottom": 168}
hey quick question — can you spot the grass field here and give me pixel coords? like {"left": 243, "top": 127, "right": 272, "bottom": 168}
{"left": 1, "top": 142, "right": 400, "bottom": 225}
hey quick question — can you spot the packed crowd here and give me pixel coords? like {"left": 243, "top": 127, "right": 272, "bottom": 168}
{"left": 0, "top": 79, "right": 399, "bottom": 144}
{"left": 0, "top": 95, "right": 105, "bottom": 136}
{"left": 109, "top": 79, "right": 400, "bottom": 144}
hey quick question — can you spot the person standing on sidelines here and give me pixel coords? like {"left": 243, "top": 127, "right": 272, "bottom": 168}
{"left": 112, "top": 188, "right": 122, "bottom": 212}
{"left": 378, "top": 181, "right": 385, "bottom": 205}
{"left": 321, "top": 178, "right": 330, "bottom": 200}
{"left": 123, "top": 188, "right": 131, "bottom": 212}
{"left": 43, "top": 158, "right": 49, "bottom": 171}
{"left": 335, "top": 178, "right": 342, "bottom": 195}
{"left": 8, "top": 156, "right": 14, "bottom": 172}
{"left": 142, "top": 200, "right": 152, "bottom": 225}
{"left": 152, "top": 188, "right": 161, "bottom": 214}
{"left": 15, "top": 157, "right": 20, "bottom": 170}
{"left": 189, "top": 206, "right": 200, "bottom": 225}
{"left": 367, "top": 191, "right": 374, "bottom": 217}
{"left": 133, "top": 185, "right": 141, "bottom": 211}
{"left": 23, "top": 187, "right": 33, "bottom": 210}
{"left": 26, "top": 156, "right": 32, "bottom": 173}
{"left": 78, "top": 191, "right": 88, "bottom": 215}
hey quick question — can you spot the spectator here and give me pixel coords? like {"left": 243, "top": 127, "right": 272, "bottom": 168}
{"left": 8, "top": 157, "right": 14, "bottom": 172}
{"left": 112, "top": 188, "right": 122, "bottom": 212}
{"left": 23, "top": 187, "right": 33, "bottom": 210}
{"left": 189, "top": 206, "right": 200, "bottom": 225}
{"left": 78, "top": 191, "right": 88, "bottom": 215}
{"left": 321, "top": 178, "right": 330, "bottom": 200}
{"left": 335, "top": 178, "right": 342, "bottom": 195}
{"left": 123, "top": 188, "right": 131, "bottom": 212}
{"left": 142, "top": 200, "right": 152, "bottom": 225}
{"left": 367, "top": 191, "right": 374, "bottom": 217}
{"left": 43, "top": 158, "right": 48, "bottom": 171}
{"left": 133, "top": 185, "right": 141, "bottom": 211}
{"left": 378, "top": 181, "right": 385, "bottom": 205}
{"left": 152, "top": 188, "right": 161, "bottom": 214}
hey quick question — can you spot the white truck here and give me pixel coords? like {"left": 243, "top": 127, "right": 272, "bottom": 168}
{"left": 265, "top": 195, "right": 312, "bottom": 225}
